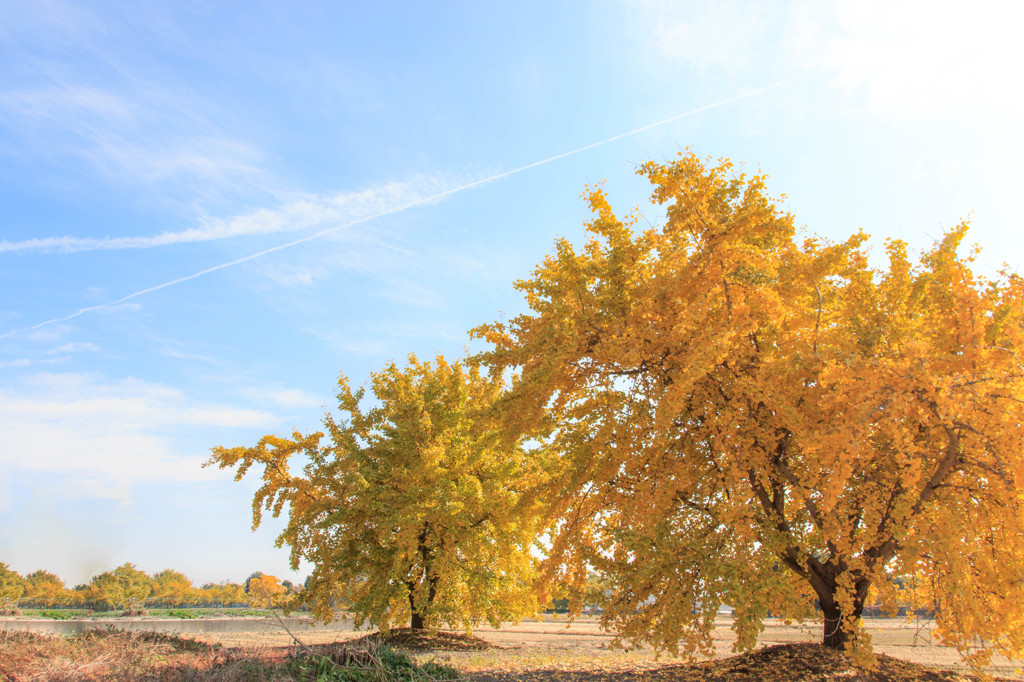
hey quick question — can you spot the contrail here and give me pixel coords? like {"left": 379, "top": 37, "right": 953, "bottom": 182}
{"left": 2, "top": 78, "right": 797, "bottom": 340}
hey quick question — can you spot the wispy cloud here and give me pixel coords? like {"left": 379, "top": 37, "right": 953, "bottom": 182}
{"left": 0, "top": 173, "right": 468, "bottom": 254}
{"left": 304, "top": 319, "right": 468, "bottom": 360}
{"left": 0, "top": 341, "right": 102, "bottom": 368}
{"left": 0, "top": 1, "right": 278, "bottom": 212}
{"left": 0, "top": 81, "right": 273, "bottom": 207}
{"left": 0, "top": 372, "right": 278, "bottom": 501}
{"left": 1, "top": 80, "right": 797, "bottom": 340}
{"left": 630, "top": 0, "right": 780, "bottom": 76}
{"left": 0, "top": 86, "right": 136, "bottom": 123}
{"left": 239, "top": 386, "right": 325, "bottom": 410}
{"left": 46, "top": 342, "right": 99, "bottom": 354}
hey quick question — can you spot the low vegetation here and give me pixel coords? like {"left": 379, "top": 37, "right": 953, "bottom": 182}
{"left": 0, "top": 629, "right": 463, "bottom": 681}
{"left": 1, "top": 627, "right": 1015, "bottom": 681}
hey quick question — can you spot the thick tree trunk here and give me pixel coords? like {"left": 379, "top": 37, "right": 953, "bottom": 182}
{"left": 822, "top": 602, "right": 848, "bottom": 649}
{"left": 409, "top": 577, "right": 438, "bottom": 630}
{"left": 408, "top": 524, "right": 439, "bottom": 631}
{"left": 407, "top": 581, "right": 425, "bottom": 630}
{"left": 816, "top": 576, "right": 868, "bottom": 650}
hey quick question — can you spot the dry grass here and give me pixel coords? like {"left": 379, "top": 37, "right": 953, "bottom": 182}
{"left": 0, "top": 628, "right": 315, "bottom": 681}
{"left": 0, "top": 629, "right": 461, "bottom": 681}
{"left": 0, "top": 628, "right": 225, "bottom": 680}
{"left": 3, "top": 618, "right": 1023, "bottom": 681}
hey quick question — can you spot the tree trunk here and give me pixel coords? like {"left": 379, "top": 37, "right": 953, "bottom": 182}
{"left": 816, "top": 576, "right": 868, "bottom": 650}
{"left": 408, "top": 524, "right": 439, "bottom": 631}
{"left": 405, "top": 580, "right": 423, "bottom": 630}
{"left": 822, "top": 602, "right": 848, "bottom": 649}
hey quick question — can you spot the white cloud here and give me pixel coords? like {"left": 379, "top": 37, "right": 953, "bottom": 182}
{"left": 94, "top": 302, "right": 142, "bottom": 315}
{"left": 158, "top": 347, "right": 216, "bottom": 363}
{"left": 629, "top": 0, "right": 1024, "bottom": 127}
{"left": 0, "top": 172, "right": 471, "bottom": 254}
{"left": 239, "top": 386, "right": 325, "bottom": 410}
{"left": 258, "top": 264, "right": 319, "bottom": 287}
{"left": 379, "top": 278, "right": 447, "bottom": 311}
{"left": 47, "top": 342, "right": 99, "bottom": 354}
{"left": 632, "top": 0, "right": 774, "bottom": 76}
{"left": 805, "top": 1, "right": 1024, "bottom": 123}
{"left": 304, "top": 320, "right": 465, "bottom": 359}
{"left": 0, "top": 80, "right": 272, "bottom": 203}
{"left": 0, "top": 373, "right": 278, "bottom": 500}
{"left": 0, "top": 86, "right": 136, "bottom": 123}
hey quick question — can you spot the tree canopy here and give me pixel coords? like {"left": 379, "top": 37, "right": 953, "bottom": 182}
{"left": 472, "top": 152, "right": 1024, "bottom": 666}
{"left": 23, "top": 570, "right": 69, "bottom": 607}
{"left": 208, "top": 354, "right": 545, "bottom": 631}
{"left": 89, "top": 563, "right": 152, "bottom": 611}
{"left": 245, "top": 572, "right": 287, "bottom": 608}
{"left": 151, "top": 569, "right": 195, "bottom": 607}
{"left": 0, "top": 563, "right": 25, "bottom": 613}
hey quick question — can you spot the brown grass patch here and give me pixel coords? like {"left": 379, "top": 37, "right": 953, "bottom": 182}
{"left": 0, "top": 629, "right": 268, "bottom": 681}
{"left": 0, "top": 628, "right": 464, "bottom": 680}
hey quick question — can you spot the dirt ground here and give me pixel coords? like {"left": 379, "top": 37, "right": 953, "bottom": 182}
{"left": 187, "top": 615, "right": 1024, "bottom": 680}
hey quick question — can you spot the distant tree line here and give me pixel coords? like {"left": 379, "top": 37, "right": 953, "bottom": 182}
{"left": 0, "top": 561, "right": 306, "bottom": 613}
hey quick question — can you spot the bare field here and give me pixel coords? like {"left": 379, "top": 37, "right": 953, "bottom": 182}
{"left": 187, "top": 616, "right": 1024, "bottom": 680}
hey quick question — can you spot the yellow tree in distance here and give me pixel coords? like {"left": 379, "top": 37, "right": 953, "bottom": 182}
{"left": 23, "top": 570, "right": 70, "bottom": 608}
{"left": 245, "top": 573, "right": 286, "bottom": 609}
{"left": 151, "top": 569, "right": 195, "bottom": 607}
{"left": 0, "top": 563, "right": 25, "bottom": 614}
{"left": 472, "top": 152, "right": 1024, "bottom": 667}
{"left": 208, "top": 354, "right": 545, "bottom": 631}
{"left": 90, "top": 563, "right": 152, "bottom": 613}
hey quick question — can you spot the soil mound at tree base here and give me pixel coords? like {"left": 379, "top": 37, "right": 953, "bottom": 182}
{"left": 351, "top": 627, "right": 493, "bottom": 651}
{"left": 675, "top": 642, "right": 980, "bottom": 681}
{"left": 474, "top": 642, "right": 1010, "bottom": 681}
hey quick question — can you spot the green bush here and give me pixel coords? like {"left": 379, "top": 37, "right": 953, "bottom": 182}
{"left": 40, "top": 610, "right": 71, "bottom": 620}
{"left": 167, "top": 610, "right": 197, "bottom": 619}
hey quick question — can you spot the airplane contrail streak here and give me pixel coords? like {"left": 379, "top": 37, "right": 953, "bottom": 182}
{"left": 2, "top": 78, "right": 797, "bottom": 340}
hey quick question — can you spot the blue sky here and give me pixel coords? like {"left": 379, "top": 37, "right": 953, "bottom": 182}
{"left": 1, "top": 1, "right": 1021, "bottom": 587}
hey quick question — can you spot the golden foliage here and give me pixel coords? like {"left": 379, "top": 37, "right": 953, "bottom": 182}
{"left": 472, "top": 151, "right": 1024, "bottom": 667}
{"left": 151, "top": 569, "right": 196, "bottom": 607}
{"left": 245, "top": 573, "right": 286, "bottom": 608}
{"left": 90, "top": 562, "right": 153, "bottom": 611}
{"left": 208, "top": 354, "right": 546, "bottom": 632}
{"left": 0, "top": 562, "right": 25, "bottom": 610}
{"left": 23, "top": 569, "right": 71, "bottom": 608}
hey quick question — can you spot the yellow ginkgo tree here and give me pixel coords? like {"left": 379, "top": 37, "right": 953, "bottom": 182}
{"left": 0, "top": 563, "right": 25, "bottom": 614}
{"left": 472, "top": 152, "right": 1024, "bottom": 666}
{"left": 23, "top": 570, "right": 69, "bottom": 608}
{"left": 208, "top": 354, "right": 545, "bottom": 631}
{"left": 151, "top": 569, "right": 195, "bottom": 608}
